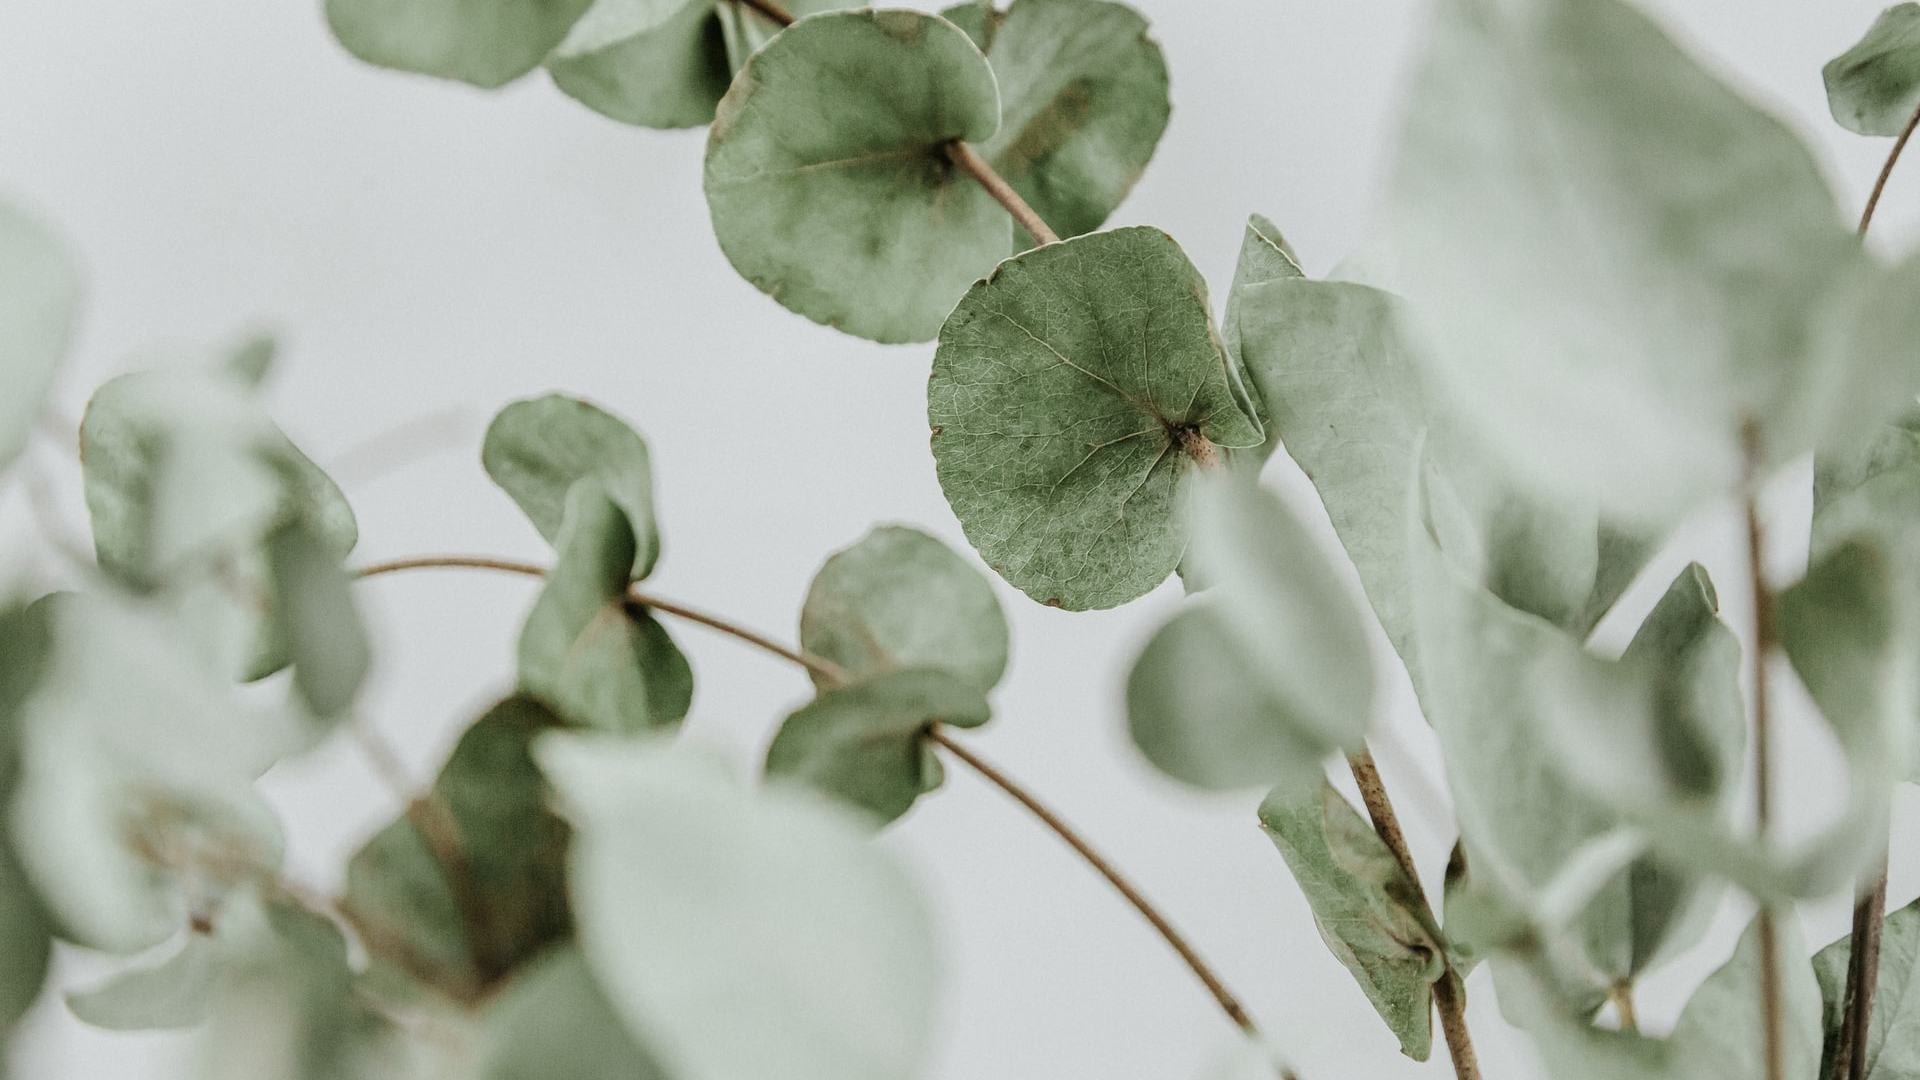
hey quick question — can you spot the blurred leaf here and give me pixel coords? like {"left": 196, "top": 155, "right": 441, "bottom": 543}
{"left": 1259, "top": 781, "right": 1443, "bottom": 1060}
{"left": 0, "top": 605, "right": 54, "bottom": 1031}
{"left": 477, "top": 946, "right": 668, "bottom": 1080}
{"left": 0, "top": 199, "right": 79, "bottom": 476}
{"left": 0, "top": 843, "right": 50, "bottom": 1033}
{"left": 1127, "top": 477, "right": 1371, "bottom": 791}
{"left": 344, "top": 696, "right": 572, "bottom": 995}
{"left": 221, "top": 333, "right": 277, "bottom": 388}
{"left": 67, "top": 932, "right": 219, "bottom": 1031}
{"left": 1384, "top": 0, "right": 1867, "bottom": 524}
{"left": 482, "top": 394, "right": 660, "bottom": 579}
{"left": 264, "top": 516, "right": 371, "bottom": 721}
{"left": 929, "top": 226, "right": 1262, "bottom": 610}
{"left": 325, "top": 0, "right": 593, "bottom": 88}
{"left": 538, "top": 735, "right": 939, "bottom": 1080}
{"left": 764, "top": 668, "right": 991, "bottom": 826}
{"left": 1826, "top": 4, "right": 1920, "bottom": 136}
{"left": 799, "top": 525, "right": 1009, "bottom": 694}
{"left": 1813, "top": 895, "right": 1920, "bottom": 1080}
{"left": 704, "top": 9, "right": 1007, "bottom": 343}
{"left": 517, "top": 481, "right": 692, "bottom": 734}
{"left": 951, "top": 0, "right": 1170, "bottom": 248}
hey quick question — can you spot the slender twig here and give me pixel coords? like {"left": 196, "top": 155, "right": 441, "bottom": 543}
{"left": 925, "top": 727, "right": 1298, "bottom": 1080}
{"left": 946, "top": 141, "right": 1061, "bottom": 247}
{"left": 1860, "top": 100, "right": 1920, "bottom": 236}
{"left": 1608, "top": 983, "right": 1638, "bottom": 1034}
{"left": 1741, "top": 426, "right": 1785, "bottom": 1080}
{"left": 733, "top": 0, "right": 795, "bottom": 26}
{"left": 1348, "top": 750, "right": 1482, "bottom": 1080}
{"left": 351, "top": 554, "right": 848, "bottom": 684}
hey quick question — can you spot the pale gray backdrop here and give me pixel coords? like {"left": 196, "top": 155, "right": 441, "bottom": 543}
{"left": 0, "top": 1, "right": 1914, "bottom": 1077}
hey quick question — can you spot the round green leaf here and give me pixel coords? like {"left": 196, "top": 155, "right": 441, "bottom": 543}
{"left": 799, "top": 525, "right": 1009, "bottom": 694}
{"left": 478, "top": 946, "right": 669, "bottom": 1080}
{"left": 704, "top": 9, "right": 1009, "bottom": 344}
{"left": 1825, "top": 4, "right": 1920, "bottom": 136}
{"left": 0, "top": 198, "right": 79, "bottom": 477}
{"left": 482, "top": 393, "right": 660, "bottom": 579}
{"left": 764, "top": 668, "right": 991, "bottom": 826}
{"left": 928, "top": 226, "right": 1261, "bottom": 610}
{"left": 326, "top": 0, "right": 594, "bottom": 89}
{"left": 538, "top": 735, "right": 940, "bottom": 1080}
{"left": 548, "top": 0, "right": 733, "bottom": 129}
{"left": 948, "top": 0, "right": 1170, "bottom": 248}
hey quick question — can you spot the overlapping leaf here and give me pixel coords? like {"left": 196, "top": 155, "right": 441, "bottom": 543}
{"left": 929, "top": 226, "right": 1262, "bottom": 610}
{"left": 67, "top": 928, "right": 220, "bottom": 1031}
{"left": 539, "top": 735, "right": 940, "bottom": 1080}
{"left": 704, "top": 10, "right": 1008, "bottom": 343}
{"left": 0, "top": 198, "right": 79, "bottom": 477}
{"left": 1826, "top": 4, "right": 1920, "bottom": 136}
{"left": 1814, "top": 896, "right": 1920, "bottom": 1080}
{"left": 326, "top": 0, "right": 595, "bottom": 88}
{"left": 483, "top": 394, "right": 660, "bottom": 579}
{"left": 477, "top": 946, "right": 669, "bottom": 1080}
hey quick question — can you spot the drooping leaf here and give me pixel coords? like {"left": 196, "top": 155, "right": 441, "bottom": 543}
{"left": 945, "top": 0, "right": 1170, "bottom": 248}
{"left": 264, "top": 516, "right": 371, "bottom": 721}
{"left": 1825, "top": 4, "right": 1920, "bottom": 136}
{"left": 1258, "top": 781, "right": 1444, "bottom": 1060}
{"left": 482, "top": 394, "right": 660, "bottom": 579}
{"left": 66, "top": 932, "right": 219, "bottom": 1031}
{"left": 764, "top": 668, "right": 991, "bottom": 826}
{"left": 703, "top": 9, "right": 1008, "bottom": 344}
{"left": 1220, "top": 213, "right": 1302, "bottom": 467}
{"left": 1126, "top": 476, "right": 1371, "bottom": 791}
{"left": 343, "top": 696, "right": 573, "bottom": 995}
{"left": 928, "top": 226, "right": 1262, "bottom": 610}
{"left": 325, "top": 0, "right": 594, "bottom": 88}
{"left": 538, "top": 735, "right": 939, "bottom": 1080}
{"left": 517, "top": 480, "right": 691, "bottom": 734}
{"left": 1813, "top": 895, "right": 1920, "bottom": 1080}
{"left": 798, "top": 525, "right": 1009, "bottom": 694}
{"left": 0, "top": 198, "right": 80, "bottom": 476}
{"left": 1384, "top": 0, "right": 1867, "bottom": 524}
{"left": 477, "top": 946, "right": 669, "bottom": 1080}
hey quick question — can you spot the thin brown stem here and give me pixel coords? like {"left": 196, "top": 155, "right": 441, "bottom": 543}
{"left": 926, "top": 726, "right": 1297, "bottom": 1080}
{"left": 732, "top": 0, "right": 795, "bottom": 27}
{"left": 1833, "top": 860, "right": 1890, "bottom": 1080}
{"left": 1860, "top": 100, "right": 1920, "bottom": 235}
{"left": 1742, "top": 427, "right": 1785, "bottom": 1080}
{"left": 1608, "top": 983, "right": 1639, "bottom": 1034}
{"left": 1347, "top": 750, "right": 1482, "bottom": 1080}
{"left": 945, "top": 140, "right": 1061, "bottom": 247}
{"left": 352, "top": 554, "right": 849, "bottom": 684}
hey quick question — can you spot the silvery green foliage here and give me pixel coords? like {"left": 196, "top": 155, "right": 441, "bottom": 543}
{"left": 0, "top": 199, "right": 78, "bottom": 477}
{"left": 1814, "top": 896, "right": 1920, "bottom": 1080}
{"left": 1826, "top": 4, "right": 1920, "bottom": 137}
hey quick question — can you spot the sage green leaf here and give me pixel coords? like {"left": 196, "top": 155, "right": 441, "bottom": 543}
{"left": 929, "top": 226, "right": 1262, "bottom": 610}
{"left": 1127, "top": 476, "right": 1371, "bottom": 791}
{"left": 517, "top": 481, "right": 692, "bottom": 734}
{"left": 8, "top": 593, "right": 288, "bottom": 955}
{"left": 1826, "top": 4, "right": 1920, "bottom": 136}
{"left": 1220, "top": 213, "right": 1302, "bottom": 466}
{"left": 954, "top": 0, "right": 1170, "bottom": 248}
{"left": 325, "top": 0, "right": 594, "bottom": 88}
{"left": 343, "top": 696, "right": 572, "bottom": 994}
{"left": 1385, "top": 0, "right": 1863, "bottom": 524}
{"left": 938, "top": 0, "right": 1001, "bottom": 48}
{"left": 0, "top": 604, "right": 53, "bottom": 1029}
{"left": 764, "top": 668, "right": 991, "bottom": 826}
{"left": 478, "top": 946, "right": 668, "bottom": 1080}
{"left": 0, "top": 199, "right": 79, "bottom": 476}
{"left": 547, "top": 0, "right": 732, "bottom": 129}
{"left": 66, "top": 933, "right": 218, "bottom": 1030}
{"left": 1258, "top": 781, "right": 1444, "bottom": 1060}
{"left": 221, "top": 333, "right": 276, "bottom": 388}
{"left": 538, "top": 735, "right": 940, "bottom": 1080}
{"left": 264, "top": 516, "right": 370, "bottom": 721}
{"left": 704, "top": 9, "right": 1008, "bottom": 344}
{"left": 482, "top": 394, "right": 659, "bottom": 579}
{"left": 715, "top": 0, "right": 862, "bottom": 71}
{"left": 1814, "top": 895, "right": 1920, "bottom": 1080}
{"left": 0, "top": 842, "right": 50, "bottom": 1032}
{"left": 1234, "top": 279, "right": 1649, "bottom": 675}
{"left": 798, "top": 525, "right": 1009, "bottom": 694}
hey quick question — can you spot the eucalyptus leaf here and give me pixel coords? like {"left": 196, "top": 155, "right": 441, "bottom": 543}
{"left": 798, "top": 525, "right": 1009, "bottom": 694}
{"left": 0, "top": 842, "right": 50, "bottom": 1033}
{"left": 66, "top": 932, "right": 219, "bottom": 1031}
{"left": 1825, "top": 4, "right": 1920, "bottom": 137}
{"left": 478, "top": 946, "right": 668, "bottom": 1080}
{"left": 538, "top": 734, "right": 940, "bottom": 1080}
{"left": 764, "top": 668, "right": 991, "bottom": 826}
{"left": 948, "top": 0, "right": 1171, "bottom": 248}
{"left": 1814, "top": 895, "right": 1920, "bottom": 1080}
{"left": 0, "top": 198, "right": 80, "bottom": 476}
{"left": 264, "top": 516, "right": 371, "bottom": 721}
{"left": 343, "top": 696, "right": 572, "bottom": 993}
{"left": 1384, "top": 0, "right": 1866, "bottom": 524}
{"left": 547, "top": 0, "right": 732, "bottom": 129}
{"left": 1220, "top": 213, "right": 1302, "bottom": 467}
{"left": 517, "top": 480, "right": 692, "bottom": 734}
{"left": 482, "top": 394, "right": 660, "bottom": 579}
{"left": 325, "top": 0, "right": 594, "bottom": 88}
{"left": 1258, "top": 781, "right": 1444, "bottom": 1060}
{"left": 929, "top": 226, "right": 1262, "bottom": 610}
{"left": 704, "top": 9, "right": 1008, "bottom": 343}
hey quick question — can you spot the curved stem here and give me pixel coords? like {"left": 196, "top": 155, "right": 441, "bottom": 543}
{"left": 946, "top": 140, "right": 1061, "bottom": 246}
{"left": 925, "top": 726, "right": 1297, "bottom": 1080}
{"left": 352, "top": 554, "right": 848, "bottom": 684}
{"left": 1742, "top": 432, "right": 1785, "bottom": 1080}
{"left": 1860, "top": 100, "right": 1920, "bottom": 236}
{"left": 1348, "top": 750, "right": 1482, "bottom": 1080}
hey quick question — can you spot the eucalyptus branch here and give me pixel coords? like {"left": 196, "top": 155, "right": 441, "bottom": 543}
{"left": 733, "top": 0, "right": 797, "bottom": 27}
{"left": 1859, "top": 100, "right": 1920, "bottom": 235}
{"left": 1741, "top": 431, "right": 1786, "bottom": 1080}
{"left": 945, "top": 140, "right": 1061, "bottom": 246}
{"left": 1347, "top": 749, "right": 1483, "bottom": 1080}
{"left": 926, "top": 726, "right": 1297, "bottom": 1080}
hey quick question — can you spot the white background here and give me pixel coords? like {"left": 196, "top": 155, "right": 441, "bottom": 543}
{"left": 2, "top": 1, "right": 1918, "bottom": 1077}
